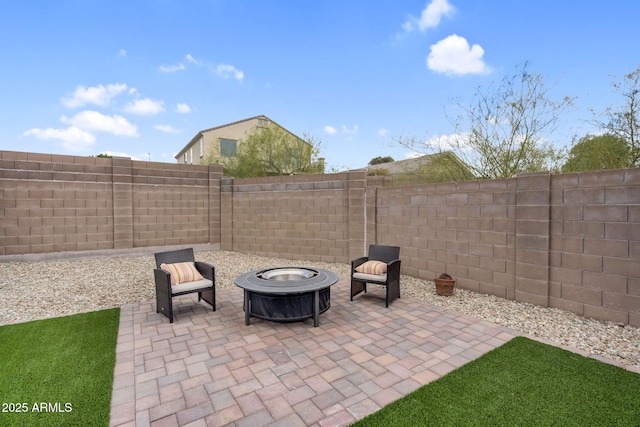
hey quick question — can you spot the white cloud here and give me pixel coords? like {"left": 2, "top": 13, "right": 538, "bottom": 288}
{"left": 118, "top": 49, "right": 127, "bottom": 58}
{"left": 62, "top": 110, "right": 139, "bottom": 137}
{"left": 378, "top": 128, "right": 389, "bottom": 137}
{"left": 23, "top": 126, "right": 96, "bottom": 149}
{"left": 324, "top": 125, "right": 337, "bottom": 135}
{"left": 175, "top": 103, "right": 192, "bottom": 113}
{"left": 61, "top": 83, "right": 128, "bottom": 108}
{"left": 101, "top": 151, "right": 136, "bottom": 158}
{"left": 342, "top": 125, "right": 359, "bottom": 134}
{"left": 123, "top": 98, "right": 165, "bottom": 115}
{"left": 427, "top": 34, "right": 491, "bottom": 76}
{"left": 425, "top": 133, "right": 470, "bottom": 151}
{"left": 182, "top": 54, "right": 244, "bottom": 81}
{"left": 215, "top": 64, "right": 244, "bottom": 82}
{"left": 403, "top": 0, "right": 455, "bottom": 32}
{"left": 155, "top": 124, "right": 181, "bottom": 134}
{"left": 324, "top": 125, "right": 359, "bottom": 135}
{"left": 403, "top": 133, "right": 470, "bottom": 159}
{"left": 186, "top": 54, "right": 200, "bottom": 65}
{"left": 159, "top": 63, "right": 186, "bottom": 73}
{"left": 405, "top": 151, "right": 423, "bottom": 159}
{"left": 401, "top": 21, "right": 414, "bottom": 32}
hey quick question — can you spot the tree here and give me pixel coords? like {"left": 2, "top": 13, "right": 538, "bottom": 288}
{"left": 96, "top": 153, "right": 112, "bottom": 158}
{"left": 208, "top": 125, "right": 324, "bottom": 178}
{"left": 561, "top": 134, "right": 631, "bottom": 173}
{"left": 368, "top": 156, "right": 394, "bottom": 165}
{"left": 399, "top": 63, "right": 573, "bottom": 180}
{"left": 593, "top": 67, "right": 640, "bottom": 167}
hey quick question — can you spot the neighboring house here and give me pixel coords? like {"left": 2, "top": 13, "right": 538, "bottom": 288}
{"left": 176, "top": 115, "right": 305, "bottom": 166}
{"left": 362, "top": 152, "right": 475, "bottom": 183}
{"left": 364, "top": 156, "right": 431, "bottom": 175}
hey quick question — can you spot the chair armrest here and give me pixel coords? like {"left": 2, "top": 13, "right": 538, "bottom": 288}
{"left": 386, "top": 259, "right": 401, "bottom": 280}
{"left": 194, "top": 261, "right": 215, "bottom": 282}
{"left": 154, "top": 268, "right": 171, "bottom": 288}
{"left": 351, "top": 256, "right": 369, "bottom": 272}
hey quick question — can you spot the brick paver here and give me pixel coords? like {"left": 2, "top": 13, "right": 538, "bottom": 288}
{"left": 110, "top": 278, "right": 519, "bottom": 426}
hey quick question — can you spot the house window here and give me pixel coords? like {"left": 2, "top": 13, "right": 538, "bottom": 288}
{"left": 258, "top": 118, "right": 269, "bottom": 127}
{"left": 183, "top": 153, "right": 187, "bottom": 164}
{"left": 199, "top": 137, "right": 204, "bottom": 158}
{"left": 189, "top": 147, "right": 193, "bottom": 164}
{"left": 219, "top": 139, "right": 237, "bottom": 157}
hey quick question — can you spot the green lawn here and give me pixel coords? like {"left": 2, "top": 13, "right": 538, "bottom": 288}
{"left": 352, "top": 336, "right": 640, "bottom": 427}
{"left": 0, "top": 309, "right": 120, "bottom": 427}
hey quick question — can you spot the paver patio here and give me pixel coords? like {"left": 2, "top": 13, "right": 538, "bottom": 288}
{"left": 109, "top": 277, "right": 519, "bottom": 426}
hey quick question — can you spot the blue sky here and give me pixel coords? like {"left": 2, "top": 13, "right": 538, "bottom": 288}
{"left": 1, "top": 0, "right": 639, "bottom": 170}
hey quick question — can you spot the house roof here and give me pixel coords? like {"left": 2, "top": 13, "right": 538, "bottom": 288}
{"left": 358, "top": 154, "right": 439, "bottom": 174}
{"left": 358, "top": 152, "right": 473, "bottom": 177}
{"left": 198, "top": 114, "right": 271, "bottom": 135}
{"left": 175, "top": 115, "right": 303, "bottom": 159}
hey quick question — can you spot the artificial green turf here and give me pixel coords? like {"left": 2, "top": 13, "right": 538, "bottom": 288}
{"left": 352, "top": 336, "right": 640, "bottom": 427}
{"left": 0, "top": 308, "right": 120, "bottom": 427}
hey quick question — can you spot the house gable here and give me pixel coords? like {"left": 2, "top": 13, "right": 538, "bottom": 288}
{"left": 176, "top": 115, "right": 307, "bottom": 165}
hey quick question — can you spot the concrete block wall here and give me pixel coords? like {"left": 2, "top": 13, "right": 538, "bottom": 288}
{"left": 0, "top": 151, "right": 222, "bottom": 255}
{"left": 370, "top": 177, "right": 517, "bottom": 300}
{"left": 2, "top": 150, "right": 638, "bottom": 325}
{"left": 367, "top": 170, "right": 640, "bottom": 326}
{"left": 1, "top": 151, "right": 115, "bottom": 254}
{"left": 515, "top": 173, "right": 551, "bottom": 307}
{"left": 549, "top": 169, "right": 640, "bottom": 326}
{"left": 128, "top": 160, "right": 223, "bottom": 248}
{"left": 220, "top": 172, "right": 365, "bottom": 263}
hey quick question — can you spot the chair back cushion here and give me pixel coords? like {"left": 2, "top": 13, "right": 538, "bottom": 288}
{"left": 368, "top": 245, "right": 400, "bottom": 263}
{"left": 160, "top": 262, "right": 204, "bottom": 285}
{"left": 355, "top": 260, "right": 387, "bottom": 275}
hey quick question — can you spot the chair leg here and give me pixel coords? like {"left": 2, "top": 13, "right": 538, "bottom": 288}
{"left": 211, "top": 289, "right": 216, "bottom": 311}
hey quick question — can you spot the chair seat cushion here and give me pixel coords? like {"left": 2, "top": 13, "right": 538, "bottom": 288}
{"left": 355, "top": 260, "right": 387, "bottom": 275}
{"left": 353, "top": 272, "right": 387, "bottom": 282}
{"left": 171, "top": 279, "right": 213, "bottom": 294}
{"left": 161, "top": 262, "right": 204, "bottom": 285}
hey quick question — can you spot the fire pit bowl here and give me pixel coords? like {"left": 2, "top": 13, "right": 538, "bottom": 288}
{"left": 260, "top": 268, "right": 317, "bottom": 281}
{"left": 234, "top": 267, "right": 339, "bottom": 327}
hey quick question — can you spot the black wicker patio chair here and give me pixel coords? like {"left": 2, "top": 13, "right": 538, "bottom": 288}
{"left": 350, "top": 245, "right": 401, "bottom": 307}
{"left": 153, "top": 248, "right": 216, "bottom": 323}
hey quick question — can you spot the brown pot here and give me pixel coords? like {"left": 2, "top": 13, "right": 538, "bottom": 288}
{"left": 434, "top": 277, "right": 455, "bottom": 296}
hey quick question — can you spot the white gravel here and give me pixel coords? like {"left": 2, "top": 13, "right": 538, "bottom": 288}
{"left": 1, "top": 250, "right": 638, "bottom": 368}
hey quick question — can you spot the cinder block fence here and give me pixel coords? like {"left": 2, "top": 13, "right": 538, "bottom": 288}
{"left": 1, "top": 150, "right": 639, "bottom": 326}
